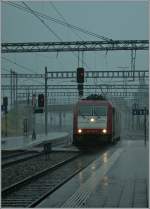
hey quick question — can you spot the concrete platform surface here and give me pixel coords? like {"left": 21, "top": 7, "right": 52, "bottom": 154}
{"left": 1, "top": 132, "right": 71, "bottom": 150}
{"left": 37, "top": 140, "right": 149, "bottom": 208}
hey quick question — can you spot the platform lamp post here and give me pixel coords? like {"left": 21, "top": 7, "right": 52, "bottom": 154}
{"left": 45, "top": 67, "right": 48, "bottom": 136}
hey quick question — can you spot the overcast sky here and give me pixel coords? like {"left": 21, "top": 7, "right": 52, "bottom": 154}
{"left": 1, "top": 0, "right": 149, "bottom": 87}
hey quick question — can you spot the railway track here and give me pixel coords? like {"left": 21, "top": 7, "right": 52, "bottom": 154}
{"left": 2, "top": 149, "right": 107, "bottom": 208}
{"left": 2, "top": 151, "right": 79, "bottom": 189}
{"left": 2, "top": 150, "right": 33, "bottom": 159}
{"left": 2, "top": 150, "right": 41, "bottom": 168}
{"left": 2, "top": 153, "right": 81, "bottom": 207}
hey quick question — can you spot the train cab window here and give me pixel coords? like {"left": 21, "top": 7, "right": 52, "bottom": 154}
{"left": 94, "top": 106, "right": 107, "bottom": 116}
{"left": 79, "top": 105, "right": 92, "bottom": 116}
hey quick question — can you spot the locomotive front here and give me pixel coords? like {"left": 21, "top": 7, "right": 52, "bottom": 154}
{"left": 73, "top": 100, "right": 112, "bottom": 145}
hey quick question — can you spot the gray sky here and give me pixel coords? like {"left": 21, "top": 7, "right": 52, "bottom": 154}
{"left": 1, "top": 1, "right": 149, "bottom": 86}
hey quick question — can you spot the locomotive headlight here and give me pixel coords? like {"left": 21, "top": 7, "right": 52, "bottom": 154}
{"left": 102, "top": 129, "right": 107, "bottom": 134}
{"left": 78, "top": 129, "right": 82, "bottom": 133}
{"left": 90, "top": 117, "right": 95, "bottom": 122}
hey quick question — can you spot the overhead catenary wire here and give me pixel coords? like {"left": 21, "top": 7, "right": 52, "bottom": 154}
{"left": 1, "top": 67, "right": 40, "bottom": 101}
{"left": 4, "top": 1, "right": 112, "bottom": 41}
{"left": 49, "top": 1, "right": 87, "bottom": 68}
{"left": 1, "top": 67, "right": 37, "bottom": 85}
{"left": 49, "top": 1, "right": 83, "bottom": 41}
{"left": 3, "top": 1, "right": 114, "bottom": 71}
{"left": 2, "top": 57, "right": 41, "bottom": 75}
{"left": 22, "top": 2, "right": 62, "bottom": 41}
{"left": 21, "top": 1, "right": 89, "bottom": 69}
{"left": 2, "top": 57, "right": 45, "bottom": 85}
{"left": 2, "top": 2, "right": 120, "bottom": 87}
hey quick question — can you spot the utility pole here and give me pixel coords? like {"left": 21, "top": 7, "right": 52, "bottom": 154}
{"left": 144, "top": 106, "right": 147, "bottom": 145}
{"left": 13, "top": 71, "right": 15, "bottom": 106}
{"left": 26, "top": 88, "right": 30, "bottom": 105}
{"left": 3, "top": 97, "right": 8, "bottom": 137}
{"left": 45, "top": 67, "right": 48, "bottom": 135}
{"left": 16, "top": 72, "right": 18, "bottom": 106}
{"left": 5, "top": 111, "right": 8, "bottom": 137}
{"left": 10, "top": 69, "right": 13, "bottom": 106}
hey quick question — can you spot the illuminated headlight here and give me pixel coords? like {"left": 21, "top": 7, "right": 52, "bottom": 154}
{"left": 102, "top": 129, "right": 107, "bottom": 134}
{"left": 78, "top": 129, "right": 82, "bottom": 133}
{"left": 90, "top": 118, "right": 95, "bottom": 122}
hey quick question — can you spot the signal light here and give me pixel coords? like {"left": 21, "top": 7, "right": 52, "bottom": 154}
{"left": 77, "top": 67, "right": 84, "bottom": 83}
{"left": 38, "top": 94, "right": 44, "bottom": 107}
{"left": 3, "top": 97, "right": 8, "bottom": 113}
{"left": 78, "top": 84, "right": 84, "bottom": 97}
{"left": 3, "top": 97, "right": 8, "bottom": 107}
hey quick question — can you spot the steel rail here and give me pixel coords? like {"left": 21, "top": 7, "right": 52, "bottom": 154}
{"left": 2, "top": 151, "right": 42, "bottom": 168}
{"left": 2, "top": 153, "right": 80, "bottom": 197}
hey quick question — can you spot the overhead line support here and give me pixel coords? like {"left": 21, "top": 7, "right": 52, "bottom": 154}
{"left": 1, "top": 70, "right": 149, "bottom": 79}
{"left": 2, "top": 40, "right": 149, "bottom": 53}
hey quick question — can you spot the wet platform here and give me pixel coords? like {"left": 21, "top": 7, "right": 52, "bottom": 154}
{"left": 1, "top": 132, "right": 72, "bottom": 151}
{"left": 37, "top": 140, "right": 149, "bottom": 208}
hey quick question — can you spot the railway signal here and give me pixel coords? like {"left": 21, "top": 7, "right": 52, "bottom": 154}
{"left": 77, "top": 68, "right": 84, "bottom": 97}
{"left": 132, "top": 107, "right": 148, "bottom": 145}
{"left": 33, "top": 94, "right": 44, "bottom": 113}
{"left": 2, "top": 97, "right": 8, "bottom": 136}
{"left": 3, "top": 97, "right": 8, "bottom": 113}
{"left": 38, "top": 94, "right": 44, "bottom": 107}
{"left": 78, "top": 83, "right": 84, "bottom": 97}
{"left": 77, "top": 67, "right": 84, "bottom": 83}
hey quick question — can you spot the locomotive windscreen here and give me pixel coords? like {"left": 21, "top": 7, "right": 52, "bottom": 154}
{"left": 78, "top": 104, "right": 108, "bottom": 129}
{"left": 79, "top": 105, "right": 92, "bottom": 116}
{"left": 94, "top": 106, "right": 107, "bottom": 116}
{"left": 79, "top": 105, "right": 107, "bottom": 116}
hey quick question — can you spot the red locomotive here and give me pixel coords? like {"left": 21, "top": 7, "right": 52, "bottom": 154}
{"left": 73, "top": 95, "right": 121, "bottom": 146}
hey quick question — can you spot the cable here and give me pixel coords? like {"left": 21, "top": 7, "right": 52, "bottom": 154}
{"left": 3, "top": 1, "right": 118, "bottom": 86}
{"left": 1, "top": 67, "right": 38, "bottom": 87}
{"left": 49, "top": 2, "right": 83, "bottom": 40}
{"left": 4, "top": 1, "right": 112, "bottom": 41}
{"left": 22, "top": 2, "right": 62, "bottom": 41}
{"left": 21, "top": 1, "right": 89, "bottom": 69}
{"left": 2, "top": 57, "right": 40, "bottom": 74}
{"left": 49, "top": 2, "right": 87, "bottom": 68}
{"left": 2, "top": 57, "right": 45, "bottom": 85}
{"left": 35, "top": 52, "right": 67, "bottom": 71}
